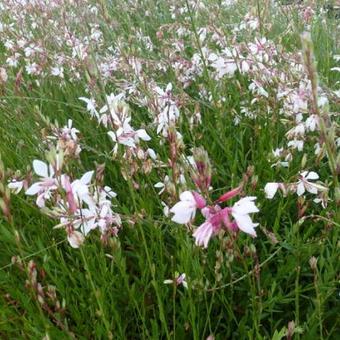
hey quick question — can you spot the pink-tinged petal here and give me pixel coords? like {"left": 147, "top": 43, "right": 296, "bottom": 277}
{"left": 220, "top": 208, "right": 237, "bottom": 231}
{"left": 192, "top": 191, "right": 206, "bottom": 209}
{"left": 305, "top": 171, "right": 319, "bottom": 180}
{"left": 216, "top": 187, "right": 241, "bottom": 203}
{"left": 80, "top": 171, "right": 94, "bottom": 185}
{"left": 36, "top": 192, "right": 47, "bottom": 208}
{"left": 64, "top": 176, "right": 77, "bottom": 213}
{"left": 67, "top": 231, "right": 85, "bottom": 248}
{"left": 33, "top": 160, "right": 48, "bottom": 178}
{"left": 193, "top": 222, "right": 213, "bottom": 248}
{"left": 25, "top": 183, "right": 41, "bottom": 195}
{"left": 264, "top": 183, "right": 279, "bottom": 199}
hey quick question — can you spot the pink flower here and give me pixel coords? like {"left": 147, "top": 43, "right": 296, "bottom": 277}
{"left": 193, "top": 205, "right": 239, "bottom": 248}
{"left": 193, "top": 221, "right": 214, "bottom": 248}
{"left": 170, "top": 191, "right": 206, "bottom": 224}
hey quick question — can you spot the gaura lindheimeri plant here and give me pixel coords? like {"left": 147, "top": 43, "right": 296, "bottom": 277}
{"left": 264, "top": 170, "right": 328, "bottom": 207}
{"left": 163, "top": 272, "right": 188, "bottom": 289}
{"left": 170, "top": 187, "right": 259, "bottom": 248}
{"left": 9, "top": 156, "right": 122, "bottom": 248}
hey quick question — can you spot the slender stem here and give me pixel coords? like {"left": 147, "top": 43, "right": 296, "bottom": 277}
{"left": 80, "top": 247, "right": 114, "bottom": 339}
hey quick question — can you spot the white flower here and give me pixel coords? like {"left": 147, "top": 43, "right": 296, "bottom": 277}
{"left": 296, "top": 171, "right": 324, "bottom": 196}
{"left": 108, "top": 119, "right": 150, "bottom": 150}
{"left": 305, "top": 114, "right": 319, "bottom": 132}
{"left": 231, "top": 197, "right": 259, "bottom": 237}
{"left": 69, "top": 171, "right": 95, "bottom": 208}
{"left": 170, "top": 191, "right": 198, "bottom": 224}
{"left": 79, "top": 97, "right": 99, "bottom": 119}
{"left": 154, "top": 83, "right": 180, "bottom": 136}
{"left": 287, "top": 139, "right": 304, "bottom": 151}
{"left": 62, "top": 119, "right": 79, "bottom": 141}
{"left": 25, "top": 63, "right": 39, "bottom": 75}
{"left": 51, "top": 66, "right": 64, "bottom": 78}
{"left": 8, "top": 180, "right": 24, "bottom": 194}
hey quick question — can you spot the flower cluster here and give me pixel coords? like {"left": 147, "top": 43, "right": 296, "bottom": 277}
{"left": 264, "top": 171, "right": 328, "bottom": 207}
{"left": 9, "top": 157, "right": 121, "bottom": 248}
{"left": 170, "top": 188, "right": 259, "bottom": 248}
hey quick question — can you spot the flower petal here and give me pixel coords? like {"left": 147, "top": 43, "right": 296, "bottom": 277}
{"left": 25, "top": 183, "right": 41, "bottom": 195}
{"left": 80, "top": 171, "right": 94, "bottom": 185}
{"left": 264, "top": 183, "right": 279, "bottom": 199}
{"left": 305, "top": 171, "right": 319, "bottom": 181}
{"left": 33, "top": 160, "right": 48, "bottom": 178}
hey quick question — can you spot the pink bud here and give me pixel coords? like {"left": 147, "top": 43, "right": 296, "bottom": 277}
{"left": 64, "top": 176, "right": 77, "bottom": 213}
{"left": 216, "top": 187, "right": 241, "bottom": 203}
{"left": 192, "top": 191, "right": 206, "bottom": 209}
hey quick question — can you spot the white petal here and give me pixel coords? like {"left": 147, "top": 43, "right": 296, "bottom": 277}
{"left": 25, "top": 183, "right": 41, "bottom": 195}
{"left": 296, "top": 182, "right": 305, "bottom": 196}
{"left": 8, "top": 181, "right": 23, "bottom": 194}
{"left": 305, "top": 183, "right": 318, "bottom": 195}
{"left": 163, "top": 279, "right": 174, "bottom": 285}
{"left": 179, "top": 191, "right": 194, "bottom": 202}
{"left": 305, "top": 171, "right": 319, "bottom": 181}
{"left": 233, "top": 197, "right": 259, "bottom": 215}
{"left": 147, "top": 148, "right": 157, "bottom": 160}
{"left": 170, "top": 201, "right": 195, "bottom": 224}
{"left": 104, "top": 186, "right": 117, "bottom": 198}
{"left": 300, "top": 171, "right": 308, "bottom": 178}
{"left": 166, "top": 83, "right": 172, "bottom": 92}
{"left": 80, "top": 171, "right": 94, "bottom": 185}
{"left": 136, "top": 129, "right": 151, "bottom": 141}
{"left": 264, "top": 183, "right": 279, "bottom": 199}
{"left": 33, "top": 160, "right": 48, "bottom": 178}
{"left": 233, "top": 213, "right": 258, "bottom": 237}
{"left": 107, "top": 131, "right": 117, "bottom": 142}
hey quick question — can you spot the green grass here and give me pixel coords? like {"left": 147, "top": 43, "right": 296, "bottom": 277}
{"left": 0, "top": 0, "right": 339, "bottom": 339}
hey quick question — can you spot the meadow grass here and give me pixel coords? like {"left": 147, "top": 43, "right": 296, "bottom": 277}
{"left": 0, "top": 0, "right": 339, "bottom": 339}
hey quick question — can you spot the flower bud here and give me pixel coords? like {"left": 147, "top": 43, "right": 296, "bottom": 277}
{"left": 309, "top": 256, "right": 317, "bottom": 271}
{"left": 191, "top": 147, "right": 212, "bottom": 192}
